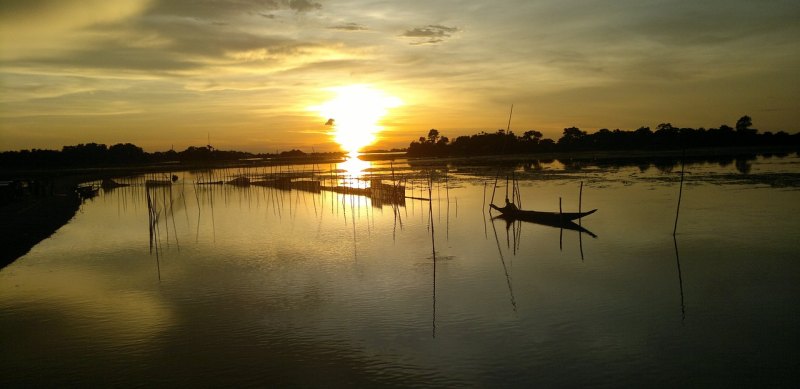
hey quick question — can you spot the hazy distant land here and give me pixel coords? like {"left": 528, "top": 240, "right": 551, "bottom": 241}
{"left": 1, "top": 116, "right": 798, "bottom": 172}
{"left": 2, "top": 116, "right": 798, "bottom": 268}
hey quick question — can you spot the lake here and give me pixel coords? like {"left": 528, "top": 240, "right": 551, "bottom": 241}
{"left": 2, "top": 153, "right": 799, "bottom": 387}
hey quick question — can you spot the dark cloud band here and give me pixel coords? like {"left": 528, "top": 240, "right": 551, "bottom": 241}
{"left": 401, "top": 24, "right": 459, "bottom": 45}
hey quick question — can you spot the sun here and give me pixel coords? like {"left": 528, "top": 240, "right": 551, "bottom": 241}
{"left": 312, "top": 85, "right": 402, "bottom": 154}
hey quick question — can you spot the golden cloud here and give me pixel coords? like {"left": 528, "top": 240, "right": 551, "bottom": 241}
{"left": 0, "top": 0, "right": 154, "bottom": 59}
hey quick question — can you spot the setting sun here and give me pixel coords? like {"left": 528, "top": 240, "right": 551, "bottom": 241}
{"left": 312, "top": 85, "right": 402, "bottom": 154}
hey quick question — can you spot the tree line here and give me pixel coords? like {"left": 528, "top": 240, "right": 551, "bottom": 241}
{"left": 407, "top": 115, "right": 800, "bottom": 157}
{"left": 3, "top": 115, "right": 798, "bottom": 168}
{"left": 0, "top": 143, "right": 340, "bottom": 169}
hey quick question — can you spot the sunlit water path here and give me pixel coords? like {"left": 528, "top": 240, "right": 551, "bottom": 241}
{"left": 2, "top": 154, "right": 799, "bottom": 386}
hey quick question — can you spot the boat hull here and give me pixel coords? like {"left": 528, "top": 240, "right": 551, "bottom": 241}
{"left": 490, "top": 204, "right": 596, "bottom": 222}
{"left": 491, "top": 213, "right": 597, "bottom": 238}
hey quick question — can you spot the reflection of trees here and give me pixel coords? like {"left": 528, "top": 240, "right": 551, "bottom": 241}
{"left": 717, "top": 157, "right": 734, "bottom": 168}
{"left": 653, "top": 158, "right": 676, "bottom": 173}
{"left": 735, "top": 155, "right": 756, "bottom": 174}
{"left": 405, "top": 151, "right": 782, "bottom": 177}
{"left": 560, "top": 158, "right": 586, "bottom": 171}
{"left": 522, "top": 161, "right": 542, "bottom": 172}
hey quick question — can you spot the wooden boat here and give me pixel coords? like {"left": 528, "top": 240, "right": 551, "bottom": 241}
{"left": 490, "top": 204, "right": 596, "bottom": 223}
{"left": 290, "top": 179, "right": 321, "bottom": 193}
{"left": 101, "top": 178, "right": 129, "bottom": 189}
{"left": 226, "top": 176, "right": 250, "bottom": 186}
{"left": 251, "top": 178, "right": 291, "bottom": 190}
{"left": 75, "top": 184, "right": 99, "bottom": 199}
{"left": 145, "top": 174, "right": 178, "bottom": 187}
{"left": 491, "top": 212, "right": 597, "bottom": 238}
{"left": 145, "top": 179, "right": 172, "bottom": 187}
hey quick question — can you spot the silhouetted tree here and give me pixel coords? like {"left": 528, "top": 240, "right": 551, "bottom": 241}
{"left": 558, "top": 127, "right": 587, "bottom": 149}
{"left": 404, "top": 119, "right": 797, "bottom": 158}
{"left": 280, "top": 149, "right": 306, "bottom": 157}
{"left": 736, "top": 115, "right": 753, "bottom": 133}
{"left": 108, "top": 143, "right": 146, "bottom": 164}
{"left": 427, "top": 129, "right": 440, "bottom": 143}
{"left": 522, "top": 130, "right": 543, "bottom": 143}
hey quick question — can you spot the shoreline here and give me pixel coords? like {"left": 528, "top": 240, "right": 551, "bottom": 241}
{"left": 1, "top": 145, "right": 796, "bottom": 269}
{"left": 400, "top": 145, "right": 799, "bottom": 164}
{"left": 0, "top": 188, "right": 80, "bottom": 269}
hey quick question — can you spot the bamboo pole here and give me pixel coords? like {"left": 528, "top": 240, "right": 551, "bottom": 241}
{"left": 559, "top": 196, "right": 563, "bottom": 251}
{"left": 506, "top": 104, "right": 514, "bottom": 133}
{"left": 505, "top": 175, "right": 509, "bottom": 201}
{"left": 579, "top": 181, "right": 584, "bottom": 261}
{"left": 489, "top": 172, "right": 499, "bottom": 210}
{"left": 673, "top": 150, "right": 686, "bottom": 235}
{"left": 489, "top": 105, "right": 513, "bottom": 210}
{"left": 482, "top": 181, "right": 487, "bottom": 211}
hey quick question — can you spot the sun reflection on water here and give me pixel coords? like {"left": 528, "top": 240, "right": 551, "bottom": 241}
{"left": 338, "top": 152, "right": 370, "bottom": 178}
{"left": 334, "top": 152, "right": 372, "bottom": 190}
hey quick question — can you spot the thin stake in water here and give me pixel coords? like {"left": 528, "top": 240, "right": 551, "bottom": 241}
{"left": 673, "top": 150, "right": 686, "bottom": 235}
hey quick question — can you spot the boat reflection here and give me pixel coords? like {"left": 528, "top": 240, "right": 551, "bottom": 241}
{"left": 491, "top": 213, "right": 597, "bottom": 238}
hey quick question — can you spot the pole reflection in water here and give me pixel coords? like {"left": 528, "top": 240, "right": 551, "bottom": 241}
{"left": 579, "top": 181, "right": 584, "bottom": 261}
{"left": 3, "top": 154, "right": 800, "bottom": 387}
{"left": 490, "top": 216, "right": 518, "bottom": 313}
{"left": 428, "top": 172, "right": 437, "bottom": 338}
{"left": 140, "top": 161, "right": 428, "bottom": 263}
{"left": 674, "top": 235, "right": 686, "bottom": 323}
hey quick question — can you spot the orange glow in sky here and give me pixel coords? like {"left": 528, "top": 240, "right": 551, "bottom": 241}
{"left": 1, "top": 1, "right": 798, "bottom": 152}
{"left": 312, "top": 85, "right": 402, "bottom": 154}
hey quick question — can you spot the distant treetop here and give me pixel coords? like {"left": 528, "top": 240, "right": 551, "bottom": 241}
{"left": 407, "top": 115, "right": 799, "bottom": 157}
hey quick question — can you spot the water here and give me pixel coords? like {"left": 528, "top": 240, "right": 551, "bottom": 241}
{"left": 2, "top": 154, "right": 799, "bottom": 387}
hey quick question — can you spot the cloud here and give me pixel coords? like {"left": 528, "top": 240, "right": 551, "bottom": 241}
{"left": 3, "top": 21, "right": 310, "bottom": 76}
{"left": 144, "top": 0, "right": 321, "bottom": 20}
{"left": 329, "top": 23, "right": 368, "bottom": 31}
{"left": 17, "top": 47, "right": 202, "bottom": 74}
{"left": 401, "top": 25, "right": 458, "bottom": 45}
{"left": 0, "top": 0, "right": 153, "bottom": 59}
{"left": 0, "top": 0, "right": 335, "bottom": 74}
{"left": 287, "top": 0, "right": 322, "bottom": 12}
{"left": 2, "top": 0, "right": 799, "bottom": 151}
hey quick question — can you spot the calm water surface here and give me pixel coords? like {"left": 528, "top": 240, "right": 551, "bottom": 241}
{"left": 2, "top": 155, "right": 799, "bottom": 387}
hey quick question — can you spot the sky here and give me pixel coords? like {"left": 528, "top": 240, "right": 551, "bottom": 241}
{"left": 1, "top": 0, "right": 799, "bottom": 152}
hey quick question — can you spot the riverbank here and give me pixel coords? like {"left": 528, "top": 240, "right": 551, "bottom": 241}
{"left": 0, "top": 158, "right": 347, "bottom": 269}
{"left": 1, "top": 145, "right": 795, "bottom": 269}
{"left": 0, "top": 187, "right": 80, "bottom": 269}
{"left": 400, "top": 145, "right": 799, "bottom": 165}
